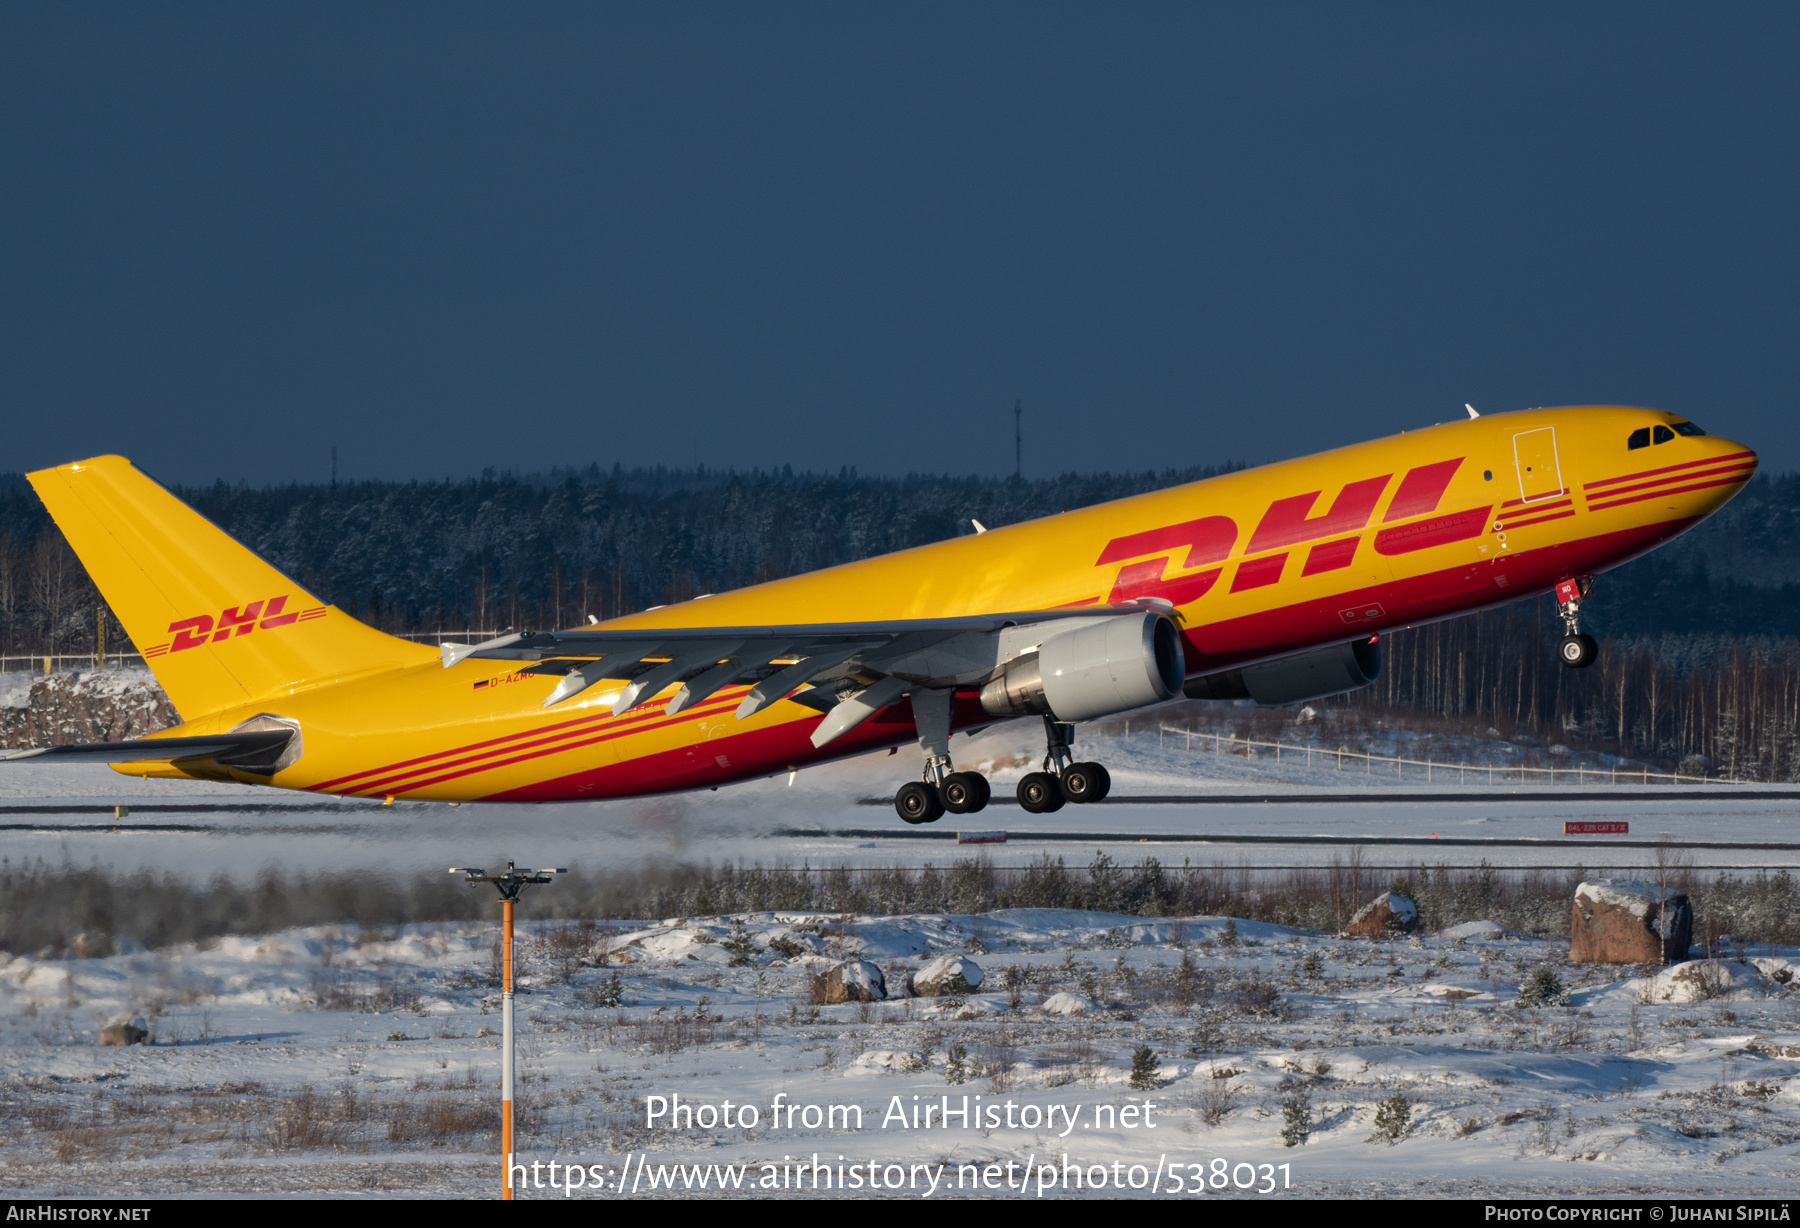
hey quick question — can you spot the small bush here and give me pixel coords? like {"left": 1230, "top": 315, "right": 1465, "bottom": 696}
{"left": 1514, "top": 968, "right": 1570, "bottom": 1008}
{"left": 1187, "top": 1008, "right": 1229, "bottom": 1058}
{"left": 1279, "top": 1087, "right": 1313, "bottom": 1147}
{"left": 945, "top": 1043, "right": 968, "bottom": 1086}
{"left": 721, "top": 923, "right": 760, "bottom": 968}
{"left": 583, "top": 972, "right": 625, "bottom": 1009}
{"left": 1301, "top": 951, "right": 1324, "bottom": 979}
{"left": 1192, "top": 1077, "right": 1236, "bottom": 1127}
{"left": 1370, "top": 1093, "right": 1412, "bottom": 1145}
{"left": 1129, "top": 1045, "right": 1161, "bottom": 1090}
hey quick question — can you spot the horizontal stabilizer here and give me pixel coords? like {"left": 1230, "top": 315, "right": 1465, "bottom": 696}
{"left": 0, "top": 729, "right": 294, "bottom": 765}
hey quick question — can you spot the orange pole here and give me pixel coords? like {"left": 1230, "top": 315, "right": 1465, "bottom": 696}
{"left": 502, "top": 896, "right": 514, "bottom": 1200}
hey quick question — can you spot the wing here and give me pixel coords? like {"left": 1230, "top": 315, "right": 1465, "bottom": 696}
{"left": 438, "top": 604, "right": 1167, "bottom": 747}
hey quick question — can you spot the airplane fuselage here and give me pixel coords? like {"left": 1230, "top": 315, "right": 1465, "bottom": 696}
{"left": 91, "top": 405, "right": 1757, "bottom": 801}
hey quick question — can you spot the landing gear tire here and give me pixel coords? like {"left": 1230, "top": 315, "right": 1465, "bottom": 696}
{"left": 940, "top": 771, "right": 990, "bottom": 814}
{"left": 1017, "top": 771, "right": 1066, "bottom": 814}
{"left": 895, "top": 780, "right": 945, "bottom": 824}
{"left": 1558, "top": 632, "right": 1597, "bottom": 669}
{"left": 1060, "top": 762, "right": 1111, "bottom": 804}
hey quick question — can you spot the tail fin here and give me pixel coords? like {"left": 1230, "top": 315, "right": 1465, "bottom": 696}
{"left": 28, "top": 455, "right": 432, "bottom": 720}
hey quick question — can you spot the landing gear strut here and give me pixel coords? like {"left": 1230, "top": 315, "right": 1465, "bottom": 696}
{"left": 1555, "top": 576, "right": 1597, "bottom": 669}
{"left": 893, "top": 688, "right": 991, "bottom": 824}
{"left": 1017, "top": 716, "right": 1112, "bottom": 814}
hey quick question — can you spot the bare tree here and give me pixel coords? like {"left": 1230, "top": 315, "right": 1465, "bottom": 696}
{"left": 0, "top": 532, "right": 19, "bottom": 654}
{"left": 26, "top": 531, "right": 76, "bottom": 656}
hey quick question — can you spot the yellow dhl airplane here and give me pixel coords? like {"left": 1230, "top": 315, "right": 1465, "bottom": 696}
{"left": 5, "top": 405, "right": 1756, "bottom": 823}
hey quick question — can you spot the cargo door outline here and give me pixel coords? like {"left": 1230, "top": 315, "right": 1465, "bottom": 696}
{"left": 1512, "top": 427, "right": 1563, "bottom": 503}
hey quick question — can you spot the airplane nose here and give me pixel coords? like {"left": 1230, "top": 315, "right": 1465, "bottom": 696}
{"left": 1689, "top": 436, "right": 1758, "bottom": 511}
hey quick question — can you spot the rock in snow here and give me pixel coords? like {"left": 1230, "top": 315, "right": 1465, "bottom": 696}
{"left": 1641, "top": 958, "right": 1764, "bottom": 1002}
{"left": 1345, "top": 892, "right": 1420, "bottom": 937}
{"left": 814, "top": 959, "right": 886, "bottom": 1003}
{"left": 1040, "top": 991, "right": 1095, "bottom": 1015}
{"left": 909, "top": 954, "right": 983, "bottom": 996}
{"left": 0, "top": 670, "right": 176, "bottom": 750}
{"left": 1438, "top": 920, "right": 1524, "bottom": 941}
{"left": 1570, "top": 879, "right": 1691, "bottom": 964}
{"left": 98, "top": 1016, "right": 148, "bottom": 1046}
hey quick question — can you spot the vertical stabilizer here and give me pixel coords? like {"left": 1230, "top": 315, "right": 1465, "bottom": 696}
{"left": 27, "top": 455, "right": 432, "bottom": 720}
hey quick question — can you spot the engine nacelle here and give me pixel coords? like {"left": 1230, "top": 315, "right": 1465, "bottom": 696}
{"left": 1183, "top": 637, "right": 1381, "bottom": 707}
{"left": 980, "top": 612, "right": 1185, "bottom": 722}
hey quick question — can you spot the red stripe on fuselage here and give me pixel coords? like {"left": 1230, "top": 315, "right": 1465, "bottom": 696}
{"left": 312, "top": 690, "right": 747, "bottom": 792}
{"left": 359, "top": 699, "right": 750, "bottom": 796}
{"left": 1496, "top": 509, "right": 1575, "bottom": 531}
{"left": 1583, "top": 450, "right": 1756, "bottom": 492}
{"left": 1586, "top": 473, "right": 1754, "bottom": 513}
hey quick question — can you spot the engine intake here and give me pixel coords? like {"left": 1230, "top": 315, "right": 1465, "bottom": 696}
{"left": 1184, "top": 637, "right": 1381, "bottom": 707}
{"left": 980, "top": 612, "right": 1185, "bottom": 722}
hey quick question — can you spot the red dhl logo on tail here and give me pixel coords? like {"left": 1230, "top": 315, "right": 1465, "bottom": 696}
{"left": 142, "top": 596, "right": 326, "bottom": 657}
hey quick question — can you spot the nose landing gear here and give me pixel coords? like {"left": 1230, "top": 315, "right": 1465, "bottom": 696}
{"left": 1555, "top": 576, "right": 1597, "bottom": 669}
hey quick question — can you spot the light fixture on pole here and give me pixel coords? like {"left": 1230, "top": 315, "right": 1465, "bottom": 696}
{"left": 451, "top": 861, "right": 565, "bottom": 1200}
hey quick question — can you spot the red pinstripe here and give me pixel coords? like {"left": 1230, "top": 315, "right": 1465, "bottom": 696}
{"left": 1498, "top": 509, "right": 1575, "bottom": 530}
{"left": 352, "top": 698, "right": 759, "bottom": 796}
{"left": 312, "top": 691, "right": 746, "bottom": 792}
{"left": 1580, "top": 460, "right": 1756, "bottom": 506}
{"left": 1584, "top": 450, "right": 1756, "bottom": 492}
{"left": 1587, "top": 473, "right": 1754, "bottom": 513}
{"left": 1500, "top": 491, "right": 1567, "bottom": 508}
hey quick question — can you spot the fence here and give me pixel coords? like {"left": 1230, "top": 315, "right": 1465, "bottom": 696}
{"left": 1152, "top": 723, "right": 1739, "bottom": 786}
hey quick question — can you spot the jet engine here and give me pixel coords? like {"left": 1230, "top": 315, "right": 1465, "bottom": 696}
{"left": 1183, "top": 637, "right": 1382, "bottom": 707}
{"left": 980, "top": 612, "right": 1185, "bottom": 722}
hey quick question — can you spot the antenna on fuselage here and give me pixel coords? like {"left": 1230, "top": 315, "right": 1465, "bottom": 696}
{"left": 1465, "top": 403, "right": 1481, "bottom": 419}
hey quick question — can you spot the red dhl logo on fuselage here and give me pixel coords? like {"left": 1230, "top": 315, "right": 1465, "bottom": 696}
{"left": 1095, "top": 458, "right": 1490, "bottom": 604}
{"left": 142, "top": 595, "right": 327, "bottom": 657}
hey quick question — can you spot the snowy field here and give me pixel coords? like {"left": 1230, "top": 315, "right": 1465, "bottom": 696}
{"left": 4, "top": 705, "right": 1800, "bottom": 1198}
{"left": 4, "top": 907, "right": 1800, "bottom": 1199}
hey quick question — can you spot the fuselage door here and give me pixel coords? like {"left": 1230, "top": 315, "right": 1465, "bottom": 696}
{"left": 1512, "top": 427, "right": 1564, "bottom": 503}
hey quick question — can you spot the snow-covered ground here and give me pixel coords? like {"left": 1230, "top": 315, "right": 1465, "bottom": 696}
{"left": 4, "top": 907, "right": 1799, "bottom": 1198}
{"left": 3, "top": 714, "right": 1795, "bottom": 877}
{"left": 4, "top": 703, "right": 1799, "bottom": 1198}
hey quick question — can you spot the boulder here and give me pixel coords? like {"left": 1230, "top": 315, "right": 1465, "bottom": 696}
{"left": 909, "top": 954, "right": 984, "bottom": 997}
{"left": 70, "top": 931, "right": 113, "bottom": 959}
{"left": 1569, "top": 880, "right": 1691, "bottom": 964}
{"left": 1040, "top": 991, "right": 1094, "bottom": 1015}
{"left": 0, "top": 673, "right": 177, "bottom": 751}
{"left": 1751, "top": 957, "right": 1797, "bottom": 987}
{"left": 1345, "top": 892, "right": 1420, "bottom": 937}
{"left": 99, "top": 1016, "right": 148, "bottom": 1046}
{"left": 814, "top": 959, "right": 886, "bottom": 1003}
{"left": 1641, "top": 959, "right": 1762, "bottom": 1003}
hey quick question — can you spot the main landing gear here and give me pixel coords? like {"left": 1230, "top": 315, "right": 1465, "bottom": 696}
{"left": 1016, "top": 716, "right": 1112, "bottom": 816}
{"left": 890, "top": 701, "right": 1112, "bottom": 824}
{"left": 1555, "top": 576, "right": 1598, "bottom": 670}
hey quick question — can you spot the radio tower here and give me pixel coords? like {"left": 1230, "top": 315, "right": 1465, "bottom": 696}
{"left": 1013, "top": 400, "right": 1022, "bottom": 479}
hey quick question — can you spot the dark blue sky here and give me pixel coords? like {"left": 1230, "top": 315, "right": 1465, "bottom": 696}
{"left": 3, "top": 4, "right": 1797, "bottom": 485}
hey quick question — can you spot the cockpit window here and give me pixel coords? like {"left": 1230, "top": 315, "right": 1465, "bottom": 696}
{"left": 1673, "top": 420, "right": 1707, "bottom": 436}
{"left": 1628, "top": 427, "right": 1650, "bottom": 450}
{"left": 1653, "top": 424, "right": 1674, "bottom": 444}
